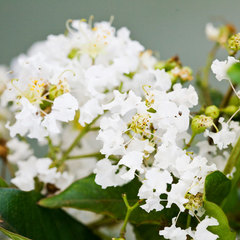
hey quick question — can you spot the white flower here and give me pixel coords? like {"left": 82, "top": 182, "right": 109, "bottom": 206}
{"left": 118, "top": 151, "right": 144, "bottom": 181}
{"left": 205, "top": 23, "right": 220, "bottom": 41}
{"left": 205, "top": 117, "right": 236, "bottom": 149}
{"left": 97, "top": 114, "right": 127, "bottom": 157}
{"left": 7, "top": 98, "right": 48, "bottom": 141}
{"left": 7, "top": 138, "right": 33, "bottom": 163}
{"left": 102, "top": 90, "right": 142, "bottom": 116}
{"left": 49, "top": 93, "right": 78, "bottom": 122}
{"left": 167, "top": 180, "right": 188, "bottom": 212}
{"left": 79, "top": 98, "right": 103, "bottom": 126}
{"left": 42, "top": 93, "right": 78, "bottom": 134}
{"left": 193, "top": 216, "right": 219, "bottom": 240}
{"left": 94, "top": 158, "right": 128, "bottom": 189}
{"left": 152, "top": 69, "right": 172, "bottom": 91}
{"left": 11, "top": 156, "right": 38, "bottom": 191}
{"left": 11, "top": 156, "right": 74, "bottom": 192}
{"left": 211, "top": 56, "right": 239, "bottom": 81}
{"left": 168, "top": 84, "right": 198, "bottom": 108}
{"left": 159, "top": 218, "right": 191, "bottom": 240}
{"left": 138, "top": 168, "right": 172, "bottom": 212}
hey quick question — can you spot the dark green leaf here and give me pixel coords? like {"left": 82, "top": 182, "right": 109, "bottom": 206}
{"left": 204, "top": 171, "right": 231, "bottom": 205}
{"left": 227, "top": 62, "right": 240, "bottom": 84}
{"left": 0, "top": 227, "right": 31, "bottom": 240}
{"left": 134, "top": 224, "right": 165, "bottom": 240}
{"left": 204, "top": 200, "right": 236, "bottom": 240}
{"left": 0, "top": 177, "right": 8, "bottom": 187}
{"left": 39, "top": 175, "right": 178, "bottom": 225}
{"left": 0, "top": 188, "right": 100, "bottom": 240}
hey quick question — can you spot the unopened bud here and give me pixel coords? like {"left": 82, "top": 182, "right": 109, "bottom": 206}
{"left": 205, "top": 105, "right": 220, "bottom": 119}
{"left": 191, "top": 115, "right": 213, "bottom": 134}
{"left": 222, "top": 105, "right": 239, "bottom": 115}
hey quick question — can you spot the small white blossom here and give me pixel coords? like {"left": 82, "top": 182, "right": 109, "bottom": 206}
{"left": 205, "top": 23, "right": 220, "bottom": 41}
{"left": 7, "top": 138, "right": 33, "bottom": 163}
{"left": 193, "top": 216, "right": 219, "bottom": 240}
{"left": 211, "top": 56, "right": 239, "bottom": 81}
{"left": 205, "top": 117, "right": 236, "bottom": 149}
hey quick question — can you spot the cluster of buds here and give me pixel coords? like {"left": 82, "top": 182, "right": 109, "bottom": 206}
{"left": 154, "top": 56, "right": 193, "bottom": 83}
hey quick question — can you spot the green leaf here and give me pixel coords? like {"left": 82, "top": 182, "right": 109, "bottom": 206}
{"left": 204, "top": 200, "right": 236, "bottom": 240}
{"left": 39, "top": 175, "right": 178, "bottom": 225}
{"left": 227, "top": 62, "right": 240, "bottom": 84}
{"left": 0, "top": 177, "right": 8, "bottom": 187}
{"left": 222, "top": 136, "right": 240, "bottom": 211}
{"left": 133, "top": 224, "right": 164, "bottom": 240}
{"left": 0, "top": 227, "right": 31, "bottom": 240}
{"left": 0, "top": 188, "right": 100, "bottom": 240}
{"left": 204, "top": 171, "right": 231, "bottom": 205}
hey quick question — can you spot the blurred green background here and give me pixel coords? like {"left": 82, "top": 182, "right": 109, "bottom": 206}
{"left": 0, "top": 0, "right": 240, "bottom": 76}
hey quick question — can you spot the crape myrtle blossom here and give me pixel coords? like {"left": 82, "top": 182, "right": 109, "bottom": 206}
{"left": 204, "top": 117, "right": 238, "bottom": 150}
{"left": 2, "top": 20, "right": 153, "bottom": 140}
{"left": 209, "top": 56, "right": 240, "bottom": 150}
{"left": 160, "top": 216, "right": 219, "bottom": 240}
{"left": 94, "top": 69, "right": 220, "bottom": 238}
{"left": 2, "top": 19, "right": 236, "bottom": 239}
{"left": 205, "top": 23, "right": 220, "bottom": 42}
{"left": 2, "top": 19, "right": 157, "bottom": 195}
{"left": 211, "top": 56, "right": 239, "bottom": 82}
{"left": 11, "top": 156, "right": 73, "bottom": 192}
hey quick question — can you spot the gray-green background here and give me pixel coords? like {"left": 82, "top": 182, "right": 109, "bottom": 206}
{"left": 0, "top": 0, "right": 240, "bottom": 75}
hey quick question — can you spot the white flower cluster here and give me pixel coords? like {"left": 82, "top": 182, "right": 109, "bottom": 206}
{"left": 2, "top": 19, "right": 151, "bottom": 192}
{"left": 1, "top": 19, "right": 240, "bottom": 239}
{"left": 93, "top": 64, "right": 220, "bottom": 237}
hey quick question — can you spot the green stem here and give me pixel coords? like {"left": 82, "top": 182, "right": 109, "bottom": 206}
{"left": 120, "top": 194, "right": 141, "bottom": 239}
{"left": 119, "top": 82, "right": 123, "bottom": 93}
{"left": 223, "top": 136, "right": 240, "bottom": 176}
{"left": 221, "top": 136, "right": 240, "bottom": 209}
{"left": 67, "top": 152, "right": 103, "bottom": 160}
{"left": 186, "top": 214, "right": 191, "bottom": 228}
{"left": 47, "top": 137, "right": 57, "bottom": 160}
{"left": 58, "top": 115, "right": 101, "bottom": 166}
{"left": 89, "top": 127, "right": 100, "bottom": 131}
{"left": 201, "top": 43, "right": 219, "bottom": 106}
{"left": 184, "top": 133, "right": 196, "bottom": 150}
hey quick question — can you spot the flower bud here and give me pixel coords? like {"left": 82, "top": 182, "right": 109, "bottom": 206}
{"left": 205, "top": 105, "right": 220, "bottom": 119}
{"left": 222, "top": 105, "right": 239, "bottom": 115}
{"left": 191, "top": 115, "right": 213, "bottom": 134}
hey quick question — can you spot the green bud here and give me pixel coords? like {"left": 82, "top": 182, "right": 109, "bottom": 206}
{"left": 191, "top": 115, "right": 213, "bottom": 134}
{"left": 205, "top": 105, "right": 220, "bottom": 119}
{"left": 68, "top": 48, "right": 80, "bottom": 59}
{"left": 222, "top": 105, "right": 239, "bottom": 115}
